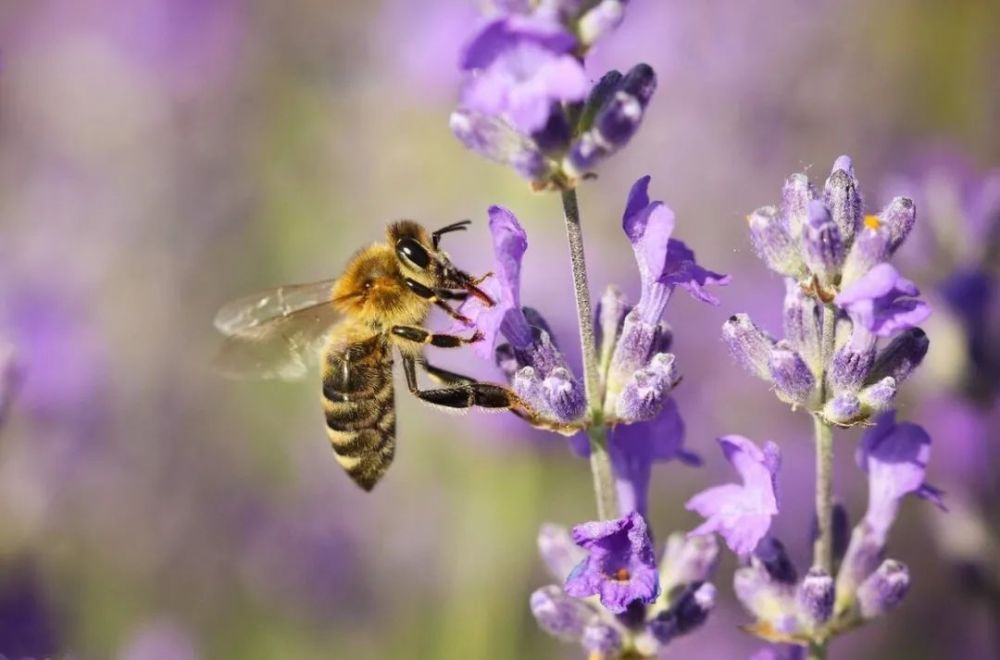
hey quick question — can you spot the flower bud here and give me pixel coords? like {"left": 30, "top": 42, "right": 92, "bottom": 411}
{"left": 748, "top": 206, "right": 806, "bottom": 277}
{"left": 823, "top": 392, "right": 862, "bottom": 425}
{"left": 582, "top": 622, "right": 623, "bottom": 655}
{"left": 659, "top": 533, "right": 719, "bottom": 596}
{"left": 620, "top": 63, "right": 657, "bottom": 107}
{"left": 722, "top": 314, "right": 776, "bottom": 381}
{"left": 859, "top": 377, "right": 897, "bottom": 413}
{"left": 596, "top": 285, "right": 629, "bottom": 368}
{"left": 615, "top": 353, "right": 678, "bottom": 422}
{"left": 648, "top": 582, "right": 716, "bottom": 644}
{"left": 880, "top": 197, "right": 916, "bottom": 254}
{"left": 577, "top": 69, "right": 623, "bottom": 133}
{"left": 449, "top": 110, "right": 547, "bottom": 181}
{"left": 754, "top": 536, "right": 798, "bottom": 585}
{"left": 857, "top": 559, "right": 910, "bottom": 619}
{"left": 797, "top": 568, "right": 835, "bottom": 627}
{"left": 783, "top": 279, "right": 823, "bottom": 375}
{"left": 538, "top": 523, "right": 587, "bottom": 580}
{"left": 543, "top": 367, "right": 586, "bottom": 421}
{"left": 867, "top": 327, "right": 928, "bottom": 385}
{"left": 827, "top": 342, "right": 876, "bottom": 394}
{"left": 594, "top": 91, "right": 644, "bottom": 148}
{"left": 841, "top": 215, "right": 890, "bottom": 285}
{"left": 530, "top": 107, "right": 572, "bottom": 154}
{"left": 824, "top": 156, "right": 862, "bottom": 247}
{"left": 781, "top": 173, "right": 817, "bottom": 238}
{"left": 802, "top": 200, "right": 845, "bottom": 286}
{"left": 768, "top": 345, "right": 816, "bottom": 406}
{"left": 563, "top": 132, "right": 607, "bottom": 178}
{"left": 530, "top": 586, "right": 593, "bottom": 642}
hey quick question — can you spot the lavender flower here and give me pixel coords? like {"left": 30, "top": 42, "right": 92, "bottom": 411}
{"left": 532, "top": 519, "right": 717, "bottom": 656}
{"left": 459, "top": 17, "right": 589, "bottom": 134}
{"left": 856, "top": 411, "right": 944, "bottom": 541}
{"left": 451, "top": 1, "right": 653, "bottom": 187}
{"left": 726, "top": 156, "right": 930, "bottom": 426}
{"left": 609, "top": 399, "right": 701, "bottom": 517}
{"left": 604, "top": 176, "right": 728, "bottom": 416}
{"left": 835, "top": 263, "right": 931, "bottom": 338}
{"left": 456, "top": 206, "right": 586, "bottom": 422}
{"left": 686, "top": 436, "right": 781, "bottom": 556}
{"left": 565, "top": 511, "right": 659, "bottom": 613}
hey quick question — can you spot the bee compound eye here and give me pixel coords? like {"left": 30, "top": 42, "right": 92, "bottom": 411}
{"left": 395, "top": 237, "right": 431, "bottom": 270}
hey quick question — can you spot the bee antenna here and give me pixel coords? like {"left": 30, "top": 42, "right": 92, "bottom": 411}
{"left": 432, "top": 219, "right": 472, "bottom": 249}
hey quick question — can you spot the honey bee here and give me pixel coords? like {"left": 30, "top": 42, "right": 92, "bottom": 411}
{"left": 215, "top": 220, "right": 561, "bottom": 491}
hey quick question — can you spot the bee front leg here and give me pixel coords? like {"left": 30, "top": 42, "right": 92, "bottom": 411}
{"left": 391, "top": 324, "right": 482, "bottom": 348}
{"left": 402, "top": 278, "right": 473, "bottom": 325}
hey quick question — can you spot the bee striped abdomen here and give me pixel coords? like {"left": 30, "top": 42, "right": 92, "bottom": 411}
{"left": 321, "top": 335, "right": 396, "bottom": 491}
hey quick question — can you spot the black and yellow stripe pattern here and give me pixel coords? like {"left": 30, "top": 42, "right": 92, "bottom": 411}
{"left": 321, "top": 335, "right": 396, "bottom": 491}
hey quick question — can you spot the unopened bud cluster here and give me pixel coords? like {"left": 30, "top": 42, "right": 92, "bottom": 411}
{"left": 736, "top": 533, "right": 911, "bottom": 647}
{"left": 723, "top": 156, "right": 930, "bottom": 426}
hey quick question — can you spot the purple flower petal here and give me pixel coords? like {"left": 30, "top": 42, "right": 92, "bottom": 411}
{"left": 686, "top": 436, "right": 780, "bottom": 556}
{"left": 454, "top": 206, "right": 529, "bottom": 358}
{"left": 857, "top": 412, "right": 942, "bottom": 541}
{"left": 459, "top": 18, "right": 587, "bottom": 133}
{"left": 621, "top": 176, "right": 729, "bottom": 324}
{"left": 835, "top": 263, "right": 931, "bottom": 337}
{"left": 610, "top": 399, "right": 699, "bottom": 516}
{"left": 565, "top": 511, "right": 659, "bottom": 614}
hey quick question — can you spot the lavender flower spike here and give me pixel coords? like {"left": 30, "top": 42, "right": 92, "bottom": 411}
{"left": 606, "top": 176, "right": 728, "bottom": 406}
{"left": 687, "top": 436, "right": 781, "bottom": 556}
{"left": 459, "top": 17, "right": 589, "bottom": 134}
{"left": 565, "top": 511, "right": 660, "bottom": 614}
{"left": 834, "top": 263, "right": 931, "bottom": 338}
{"left": 857, "top": 412, "right": 944, "bottom": 543}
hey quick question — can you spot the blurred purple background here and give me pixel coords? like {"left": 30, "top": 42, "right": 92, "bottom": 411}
{"left": 0, "top": 1, "right": 997, "bottom": 658}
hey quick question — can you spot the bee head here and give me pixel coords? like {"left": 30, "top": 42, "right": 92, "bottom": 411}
{"left": 388, "top": 220, "right": 494, "bottom": 306}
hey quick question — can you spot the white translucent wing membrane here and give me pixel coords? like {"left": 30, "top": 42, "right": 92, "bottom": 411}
{"left": 213, "top": 279, "right": 341, "bottom": 334}
{"left": 213, "top": 280, "right": 346, "bottom": 381}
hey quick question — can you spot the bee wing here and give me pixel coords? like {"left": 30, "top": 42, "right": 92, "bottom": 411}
{"left": 214, "top": 280, "right": 349, "bottom": 381}
{"left": 213, "top": 279, "right": 341, "bottom": 335}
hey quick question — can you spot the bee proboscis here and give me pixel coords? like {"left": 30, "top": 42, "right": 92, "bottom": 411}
{"left": 214, "top": 220, "right": 566, "bottom": 490}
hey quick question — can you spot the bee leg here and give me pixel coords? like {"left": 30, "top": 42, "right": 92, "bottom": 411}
{"left": 419, "top": 360, "right": 475, "bottom": 385}
{"left": 402, "top": 356, "right": 513, "bottom": 410}
{"left": 403, "top": 278, "right": 474, "bottom": 325}
{"left": 401, "top": 357, "right": 580, "bottom": 436}
{"left": 433, "top": 289, "right": 469, "bottom": 301}
{"left": 391, "top": 325, "right": 482, "bottom": 348}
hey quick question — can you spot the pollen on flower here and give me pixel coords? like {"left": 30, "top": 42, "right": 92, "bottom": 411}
{"left": 864, "top": 214, "right": 882, "bottom": 229}
{"left": 611, "top": 567, "right": 632, "bottom": 581}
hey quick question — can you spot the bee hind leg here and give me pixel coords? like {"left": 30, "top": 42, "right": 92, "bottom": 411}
{"left": 401, "top": 357, "right": 579, "bottom": 435}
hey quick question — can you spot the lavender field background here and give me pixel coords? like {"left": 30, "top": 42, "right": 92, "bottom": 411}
{"left": 0, "top": 1, "right": 998, "bottom": 658}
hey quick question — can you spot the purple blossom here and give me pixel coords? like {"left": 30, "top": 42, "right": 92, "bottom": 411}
{"left": 687, "top": 436, "right": 781, "bottom": 556}
{"left": 459, "top": 17, "right": 589, "bottom": 134}
{"left": 565, "top": 511, "right": 659, "bottom": 613}
{"left": 835, "top": 263, "right": 931, "bottom": 337}
{"left": 623, "top": 176, "right": 729, "bottom": 322}
{"left": 456, "top": 205, "right": 530, "bottom": 359}
{"left": 456, "top": 207, "right": 584, "bottom": 421}
{"left": 856, "top": 412, "right": 944, "bottom": 542}
{"left": 609, "top": 399, "right": 701, "bottom": 517}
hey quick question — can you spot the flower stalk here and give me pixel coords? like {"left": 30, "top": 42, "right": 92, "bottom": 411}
{"left": 561, "top": 187, "right": 619, "bottom": 520}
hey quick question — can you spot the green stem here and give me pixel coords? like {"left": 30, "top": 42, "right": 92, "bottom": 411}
{"left": 560, "top": 187, "right": 618, "bottom": 521}
{"left": 810, "top": 301, "right": 839, "bottom": 658}
{"left": 808, "top": 641, "right": 828, "bottom": 660}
